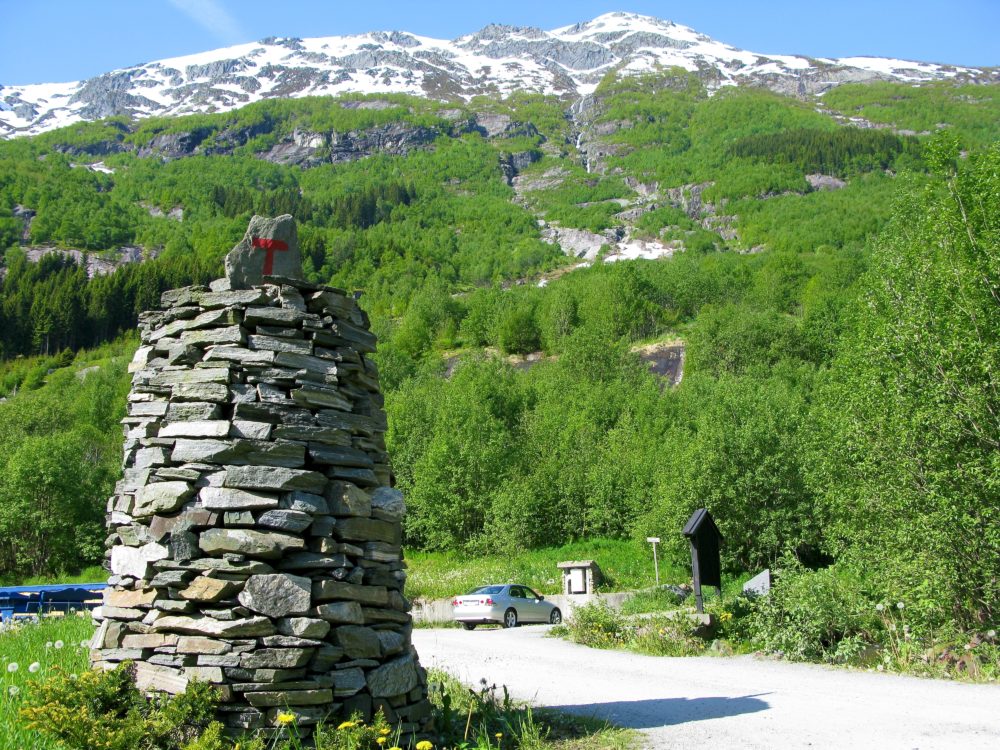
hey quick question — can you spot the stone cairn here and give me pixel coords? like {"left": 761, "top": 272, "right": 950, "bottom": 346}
{"left": 91, "top": 215, "right": 431, "bottom": 740}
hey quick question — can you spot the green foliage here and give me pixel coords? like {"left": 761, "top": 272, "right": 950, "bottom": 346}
{"left": 469, "top": 92, "right": 574, "bottom": 145}
{"left": 729, "top": 127, "right": 922, "bottom": 177}
{"left": 618, "top": 587, "right": 689, "bottom": 616}
{"left": 19, "top": 662, "right": 222, "bottom": 750}
{"left": 626, "top": 615, "right": 712, "bottom": 657}
{"left": 742, "top": 561, "right": 1000, "bottom": 678}
{"left": 0, "top": 96, "right": 568, "bottom": 362}
{"left": 563, "top": 602, "right": 708, "bottom": 656}
{"left": 685, "top": 304, "right": 803, "bottom": 376}
{"left": 563, "top": 602, "right": 629, "bottom": 649}
{"left": 405, "top": 539, "right": 662, "bottom": 601}
{"left": 642, "top": 372, "right": 818, "bottom": 571}
{"left": 0, "top": 341, "right": 131, "bottom": 578}
{"left": 311, "top": 711, "right": 396, "bottom": 750}
{"left": 822, "top": 81, "right": 1000, "bottom": 149}
{"left": 0, "top": 616, "right": 94, "bottom": 750}
{"left": 1, "top": 69, "right": 998, "bottom": 657}
{"left": 495, "top": 303, "right": 541, "bottom": 355}
{"left": 517, "top": 159, "right": 633, "bottom": 232}
{"left": 732, "top": 172, "right": 899, "bottom": 253}
{"left": 429, "top": 670, "right": 535, "bottom": 750}
{"left": 126, "top": 94, "right": 451, "bottom": 151}
{"left": 388, "top": 357, "right": 529, "bottom": 551}
{"left": 745, "top": 558, "right": 878, "bottom": 662}
{"left": 387, "top": 239, "right": 869, "bottom": 569}
{"left": 808, "top": 139, "right": 1000, "bottom": 629}
{"left": 598, "top": 82, "right": 838, "bottom": 197}
{"left": 0, "top": 245, "right": 214, "bottom": 359}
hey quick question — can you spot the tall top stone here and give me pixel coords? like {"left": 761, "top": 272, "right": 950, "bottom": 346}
{"left": 225, "top": 214, "right": 302, "bottom": 289}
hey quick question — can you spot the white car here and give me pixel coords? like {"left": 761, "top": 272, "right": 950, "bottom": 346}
{"left": 452, "top": 584, "right": 562, "bottom": 630}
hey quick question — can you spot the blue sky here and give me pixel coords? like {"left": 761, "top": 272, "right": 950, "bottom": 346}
{"left": 1, "top": 0, "right": 997, "bottom": 85}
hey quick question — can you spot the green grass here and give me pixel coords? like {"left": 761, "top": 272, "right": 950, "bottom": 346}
{"left": 405, "top": 538, "right": 688, "bottom": 600}
{"left": 0, "top": 566, "right": 106, "bottom": 588}
{"left": 0, "top": 615, "right": 95, "bottom": 750}
{"left": 618, "top": 587, "right": 690, "bottom": 615}
{"left": 0, "top": 622, "right": 637, "bottom": 749}
{"left": 428, "top": 668, "right": 639, "bottom": 750}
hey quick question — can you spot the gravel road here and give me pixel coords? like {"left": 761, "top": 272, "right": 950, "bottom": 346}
{"left": 412, "top": 626, "right": 1000, "bottom": 749}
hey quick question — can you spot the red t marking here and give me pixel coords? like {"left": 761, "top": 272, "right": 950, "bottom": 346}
{"left": 251, "top": 237, "right": 289, "bottom": 275}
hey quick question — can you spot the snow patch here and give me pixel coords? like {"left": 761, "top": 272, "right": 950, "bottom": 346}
{"left": 604, "top": 239, "right": 677, "bottom": 263}
{"left": 0, "top": 13, "right": 989, "bottom": 138}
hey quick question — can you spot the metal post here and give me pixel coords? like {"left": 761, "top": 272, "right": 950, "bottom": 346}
{"left": 690, "top": 539, "right": 704, "bottom": 613}
{"left": 646, "top": 537, "right": 661, "bottom": 587}
{"left": 653, "top": 543, "right": 660, "bottom": 587}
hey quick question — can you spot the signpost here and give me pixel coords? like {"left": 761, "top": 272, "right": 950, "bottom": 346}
{"left": 682, "top": 509, "right": 723, "bottom": 614}
{"left": 646, "top": 537, "right": 661, "bottom": 586}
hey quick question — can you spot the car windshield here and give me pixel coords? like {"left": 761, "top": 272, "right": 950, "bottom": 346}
{"left": 468, "top": 585, "right": 504, "bottom": 595}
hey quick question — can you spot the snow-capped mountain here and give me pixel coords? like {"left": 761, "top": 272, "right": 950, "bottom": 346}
{"left": 1, "top": 12, "right": 993, "bottom": 138}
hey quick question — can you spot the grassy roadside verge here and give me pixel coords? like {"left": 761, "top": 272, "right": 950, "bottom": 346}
{"left": 427, "top": 669, "right": 639, "bottom": 750}
{"left": 555, "top": 592, "right": 1000, "bottom": 683}
{"left": 0, "top": 617, "right": 639, "bottom": 749}
{"left": 0, "top": 615, "right": 95, "bottom": 750}
{"left": 406, "top": 539, "right": 688, "bottom": 601}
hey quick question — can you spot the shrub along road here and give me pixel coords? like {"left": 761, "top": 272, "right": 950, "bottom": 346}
{"left": 413, "top": 626, "right": 1000, "bottom": 749}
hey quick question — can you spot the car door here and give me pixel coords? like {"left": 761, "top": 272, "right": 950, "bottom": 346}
{"left": 507, "top": 586, "right": 531, "bottom": 621}
{"left": 510, "top": 586, "right": 543, "bottom": 622}
{"left": 523, "top": 586, "right": 548, "bottom": 622}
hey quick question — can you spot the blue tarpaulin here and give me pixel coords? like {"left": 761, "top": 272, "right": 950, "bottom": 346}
{"left": 0, "top": 583, "right": 106, "bottom": 621}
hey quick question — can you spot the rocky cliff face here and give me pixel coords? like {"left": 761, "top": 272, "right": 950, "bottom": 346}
{"left": 41, "top": 110, "right": 503, "bottom": 167}
{"left": 2, "top": 12, "right": 995, "bottom": 138}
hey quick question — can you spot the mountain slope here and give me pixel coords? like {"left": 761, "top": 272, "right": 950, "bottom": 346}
{"left": 2, "top": 12, "right": 995, "bottom": 137}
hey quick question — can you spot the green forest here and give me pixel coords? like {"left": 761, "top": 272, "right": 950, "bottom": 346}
{"left": 1, "top": 71, "right": 998, "bottom": 656}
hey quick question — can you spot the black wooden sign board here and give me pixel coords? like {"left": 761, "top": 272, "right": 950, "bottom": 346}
{"left": 683, "top": 507, "right": 723, "bottom": 613}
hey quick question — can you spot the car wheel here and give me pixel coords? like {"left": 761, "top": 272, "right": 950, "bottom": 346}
{"left": 549, "top": 608, "right": 562, "bottom": 625}
{"left": 503, "top": 608, "right": 518, "bottom": 628}
{"left": 462, "top": 622, "right": 476, "bottom": 631}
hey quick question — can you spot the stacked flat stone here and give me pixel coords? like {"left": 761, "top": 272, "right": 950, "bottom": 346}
{"left": 91, "top": 274, "right": 431, "bottom": 740}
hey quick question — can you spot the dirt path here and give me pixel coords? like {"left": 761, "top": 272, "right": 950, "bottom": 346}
{"left": 412, "top": 626, "right": 1000, "bottom": 749}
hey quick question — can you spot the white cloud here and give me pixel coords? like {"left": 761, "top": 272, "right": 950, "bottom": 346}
{"left": 167, "top": 0, "right": 248, "bottom": 45}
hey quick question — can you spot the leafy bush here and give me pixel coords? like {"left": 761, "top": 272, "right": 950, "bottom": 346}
{"left": 564, "top": 601, "right": 709, "bottom": 656}
{"left": 628, "top": 615, "right": 709, "bottom": 657}
{"left": 564, "top": 602, "right": 629, "bottom": 649}
{"left": 19, "top": 662, "right": 222, "bottom": 750}
{"left": 495, "top": 304, "right": 541, "bottom": 355}
{"left": 744, "top": 559, "right": 879, "bottom": 662}
{"left": 808, "top": 137, "right": 1000, "bottom": 630}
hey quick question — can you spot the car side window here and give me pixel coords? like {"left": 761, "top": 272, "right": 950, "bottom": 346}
{"left": 509, "top": 586, "right": 525, "bottom": 599}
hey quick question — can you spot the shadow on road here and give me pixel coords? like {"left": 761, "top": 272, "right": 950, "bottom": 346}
{"left": 546, "top": 693, "right": 771, "bottom": 729}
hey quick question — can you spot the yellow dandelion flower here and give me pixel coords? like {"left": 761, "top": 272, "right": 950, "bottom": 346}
{"left": 495, "top": 733, "right": 503, "bottom": 739}
{"left": 379, "top": 728, "right": 391, "bottom": 736}
{"left": 337, "top": 720, "right": 357, "bottom": 730}
{"left": 376, "top": 739, "right": 387, "bottom": 746}
{"left": 389, "top": 747, "right": 404, "bottom": 750}
{"left": 276, "top": 711, "right": 296, "bottom": 726}
{"left": 416, "top": 741, "right": 434, "bottom": 750}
